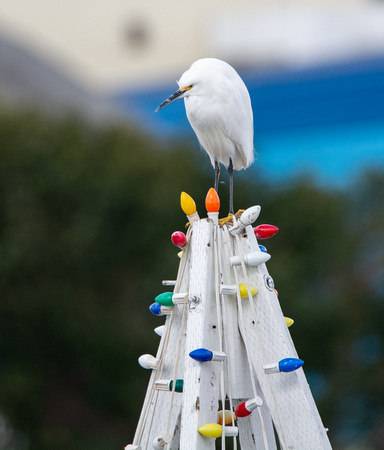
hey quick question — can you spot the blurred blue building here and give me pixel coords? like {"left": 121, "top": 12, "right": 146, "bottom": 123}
{"left": 114, "top": 56, "right": 384, "bottom": 188}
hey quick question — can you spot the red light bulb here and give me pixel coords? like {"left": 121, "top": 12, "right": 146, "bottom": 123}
{"left": 254, "top": 224, "right": 279, "bottom": 239}
{"left": 171, "top": 231, "right": 187, "bottom": 248}
{"left": 235, "top": 397, "right": 263, "bottom": 417}
{"left": 235, "top": 402, "right": 252, "bottom": 418}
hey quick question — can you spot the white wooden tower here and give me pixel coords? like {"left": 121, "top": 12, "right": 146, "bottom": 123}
{"left": 125, "top": 189, "right": 332, "bottom": 450}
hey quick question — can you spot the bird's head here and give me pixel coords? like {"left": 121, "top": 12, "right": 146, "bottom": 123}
{"left": 154, "top": 58, "right": 231, "bottom": 112}
{"left": 154, "top": 63, "right": 208, "bottom": 112}
{"left": 155, "top": 81, "right": 195, "bottom": 112}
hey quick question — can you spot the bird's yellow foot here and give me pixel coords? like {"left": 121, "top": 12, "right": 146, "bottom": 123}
{"left": 218, "top": 214, "right": 233, "bottom": 226}
{"left": 218, "top": 210, "right": 244, "bottom": 226}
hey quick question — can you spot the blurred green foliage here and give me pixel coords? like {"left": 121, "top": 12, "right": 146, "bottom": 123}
{"left": 0, "top": 109, "right": 383, "bottom": 449}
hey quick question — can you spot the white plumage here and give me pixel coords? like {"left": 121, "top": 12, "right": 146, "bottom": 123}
{"left": 178, "top": 58, "right": 254, "bottom": 170}
{"left": 156, "top": 58, "right": 254, "bottom": 212}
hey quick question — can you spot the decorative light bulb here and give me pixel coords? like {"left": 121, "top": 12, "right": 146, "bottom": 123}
{"left": 198, "top": 423, "right": 222, "bottom": 438}
{"left": 205, "top": 187, "right": 220, "bottom": 213}
{"left": 254, "top": 224, "right": 279, "bottom": 239}
{"left": 149, "top": 302, "right": 162, "bottom": 316}
{"left": 230, "top": 251, "right": 271, "bottom": 267}
{"left": 152, "top": 438, "right": 163, "bottom": 450}
{"left": 239, "top": 206, "right": 261, "bottom": 226}
{"left": 155, "top": 292, "right": 174, "bottom": 307}
{"left": 198, "top": 424, "right": 238, "bottom": 438}
{"left": 180, "top": 192, "right": 200, "bottom": 223}
{"left": 284, "top": 317, "right": 294, "bottom": 327}
{"left": 263, "top": 357, "right": 304, "bottom": 374}
{"left": 138, "top": 354, "right": 159, "bottom": 370}
{"left": 239, "top": 284, "right": 258, "bottom": 298}
{"left": 171, "top": 231, "right": 187, "bottom": 248}
{"left": 180, "top": 191, "right": 196, "bottom": 215}
{"left": 230, "top": 205, "right": 261, "bottom": 235}
{"left": 178, "top": 251, "right": 183, "bottom": 259}
{"left": 259, "top": 245, "right": 267, "bottom": 253}
{"left": 154, "top": 325, "right": 165, "bottom": 336}
{"left": 235, "top": 397, "right": 263, "bottom": 417}
{"left": 279, "top": 358, "right": 303, "bottom": 372}
{"left": 218, "top": 410, "right": 236, "bottom": 425}
{"left": 189, "top": 348, "right": 226, "bottom": 362}
{"left": 124, "top": 445, "right": 141, "bottom": 449}
{"left": 149, "top": 302, "right": 173, "bottom": 316}
{"left": 169, "top": 379, "right": 184, "bottom": 392}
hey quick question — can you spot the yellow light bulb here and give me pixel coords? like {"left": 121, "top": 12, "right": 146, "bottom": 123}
{"left": 180, "top": 191, "right": 197, "bottom": 216}
{"left": 285, "top": 317, "right": 294, "bottom": 327}
{"left": 239, "top": 284, "right": 258, "bottom": 298}
{"left": 198, "top": 423, "right": 222, "bottom": 438}
{"left": 178, "top": 251, "right": 183, "bottom": 259}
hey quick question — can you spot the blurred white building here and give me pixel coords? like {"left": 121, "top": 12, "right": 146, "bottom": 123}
{"left": 0, "top": 0, "right": 384, "bottom": 92}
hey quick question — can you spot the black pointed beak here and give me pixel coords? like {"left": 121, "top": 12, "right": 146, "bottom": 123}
{"left": 155, "top": 88, "right": 185, "bottom": 112}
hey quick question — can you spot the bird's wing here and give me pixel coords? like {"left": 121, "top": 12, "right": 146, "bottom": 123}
{"left": 221, "top": 74, "right": 254, "bottom": 170}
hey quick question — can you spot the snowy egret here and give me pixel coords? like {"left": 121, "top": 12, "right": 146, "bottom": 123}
{"left": 155, "top": 58, "right": 254, "bottom": 214}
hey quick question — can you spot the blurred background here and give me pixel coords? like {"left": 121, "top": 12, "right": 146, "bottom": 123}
{"left": 0, "top": 0, "right": 383, "bottom": 449}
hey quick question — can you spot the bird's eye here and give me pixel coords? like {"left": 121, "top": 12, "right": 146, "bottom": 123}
{"left": 188, "top": 84, "right": 194, "bottom": 89}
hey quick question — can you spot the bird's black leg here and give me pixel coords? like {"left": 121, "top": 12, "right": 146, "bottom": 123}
{"left": 214, "top": 159, "right": 220, "bottom": 192}
{"left": 228, "top": 157, "right": 234, "bottom": 214}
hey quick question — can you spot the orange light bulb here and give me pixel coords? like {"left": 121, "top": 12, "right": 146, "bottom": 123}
{"left": 205, "top": 188, "right": 220, "bottom": 213}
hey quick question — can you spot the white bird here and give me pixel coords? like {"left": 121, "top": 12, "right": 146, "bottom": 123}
{"left": 155, "top": 58, "right": 254, "bottom": 214}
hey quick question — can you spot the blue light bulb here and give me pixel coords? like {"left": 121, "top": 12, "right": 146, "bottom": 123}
{"left": 189, "top": 348, "right": 214, "bottom": 362}
{"left": 149, "top": 302, "right": 163, "bottom": 316}
{"left": 259, "top": 245, "right": 268, "bottom": 253}
{"left": 278, "top": 358, "right": 304, "bottom": 373}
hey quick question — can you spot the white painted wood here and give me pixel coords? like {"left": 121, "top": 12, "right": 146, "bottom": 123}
{"left": 179, "top": 219, "right": 220, "bottom": 449}
{"left": 217, "top": 226, "right": 254, "bottom": 400}
{"left": 131, "top": 217, "right": 332, "bottom": 450}
{"left": 231, "top": 225, "right": 332, "bottom": 449}
{"left": 132, "top": 229, "right": 192, "bottom": 448}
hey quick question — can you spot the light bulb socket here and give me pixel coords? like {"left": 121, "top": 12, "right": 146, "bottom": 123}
{"left": 154, "top": 380, "right": 170, "bottom": 391}
{"left": 152, "top": 433, "right": 172, "bottom": 449}
{"left": 222, "top": 426, "right": 238, "bottom": 437}
{"left": 187, "top": 211, "right": 200, "bottom": 223}
{"left": 245, "top": 397, "right": 263, "bottom": 411}
{"left": 263, "top": 362, "right": 280, "bottom": 374}
{"left": 207, "top": 212, "right": 219, "bottom": 224}
{"left": 211, "top": 351, "right": 226, "bottom": 362}
{"left": 162, "top": 280, "right": 176, "bottom": 286}
{"left": 172, "top": 292, "right": 188, "bottom": 304}
{"left": 220, "top": 284, "right": 237, "bottom": 295}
